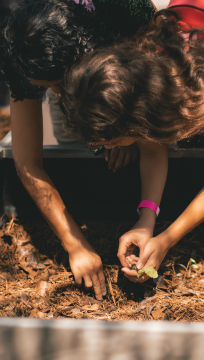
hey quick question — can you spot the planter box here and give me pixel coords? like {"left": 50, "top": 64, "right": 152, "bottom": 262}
{"left": 0, "top": 145, "right": 204, "bottom": 222}
{"left": 1, "top": 318, "right": 204, "bottom": 360}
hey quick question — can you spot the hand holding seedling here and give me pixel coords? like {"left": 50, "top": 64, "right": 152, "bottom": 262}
{"left": 117, "top": 210, "right": 157, "bottom": 269}
{"left": 103, "top": 143, "right": 138, "bottom": 172}
{"left": 130, "top": 264, "right": 158, "bottom": 279}
{"left": 121, "top": 236, "right": 170, "bottom": 283}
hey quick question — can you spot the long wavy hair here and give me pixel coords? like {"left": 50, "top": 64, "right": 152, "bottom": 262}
{"left": 61, "top": 9, "right": 204, "bottom": 144}
{"left": 0, "top": 0, "right": 101, "bottom": 90}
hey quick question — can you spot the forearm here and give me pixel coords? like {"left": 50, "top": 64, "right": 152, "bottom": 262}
{"left": 137, "top": 142, "right": 168, "bottom": 230}
{"left": 158, "top": 188, "right": 204, "bottom": 248}
{"left": 16, "top": 164, "right": 86, "bottom": 252}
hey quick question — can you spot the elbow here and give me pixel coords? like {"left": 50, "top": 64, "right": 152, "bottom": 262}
{"left": 13, "top": 159, "right": 27, "bottom": 181}
{"left": 13, "top": 158, "right": 42, "bottom": 184}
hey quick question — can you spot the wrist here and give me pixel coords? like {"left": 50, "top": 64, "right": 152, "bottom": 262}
{"left": 137, "top": 200, "right": 160, "bottom": 217}
{"left": 60, "top": 231, "right": 89, "bottom": 254}
{"left": 132, "top": 217, "right": 155, "bottom": 237}
{"left": 156, "top": 231, "right": 175, "bottom": 251}
{"left": 138, "top": 207, "right": 157, "bottom": 231}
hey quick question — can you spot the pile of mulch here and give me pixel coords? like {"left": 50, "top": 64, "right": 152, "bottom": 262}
{"left": 0, "top": 108, "right": 10, "bottom": 141}
{"left": 0, "top": 217, "right": 204, "bottom": 322}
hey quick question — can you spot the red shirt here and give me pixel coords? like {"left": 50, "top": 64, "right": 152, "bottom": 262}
{"left": 167, "top": 0, "right": 204, "bottom": 28}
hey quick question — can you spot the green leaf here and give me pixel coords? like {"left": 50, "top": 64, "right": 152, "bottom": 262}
{"left": 190, "top": 258, "right": 196, "bottom": 264}
{"left": 137, "top": 266, "right": 158, "bottom": 279}
{"left": 191, "top": 264, "right": 199, "bottom": 269}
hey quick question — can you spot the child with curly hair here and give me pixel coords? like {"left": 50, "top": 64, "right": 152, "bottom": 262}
{"left": 0, "top": 0, "right": 157, "bottom": 298}
{"left": 61, "top": 1, "right": 204, "bottom": 283}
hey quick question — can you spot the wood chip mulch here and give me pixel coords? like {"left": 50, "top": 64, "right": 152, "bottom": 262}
{"left": 0, "top": 217, "right": 204, "bottom": 322}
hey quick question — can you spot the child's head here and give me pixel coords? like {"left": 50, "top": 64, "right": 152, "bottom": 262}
{"left": 61, "top": 10, "right": 204, "bottom": 145}
{"left": 0, "top": 0, "right": 99, "bottom": 86}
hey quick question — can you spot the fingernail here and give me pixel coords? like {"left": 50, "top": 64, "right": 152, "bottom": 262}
{"left": 137, "top": 262, "right": 143, "bottom": 270}
{"left": 105, "top": 156, "right": 109, "bottom": 162}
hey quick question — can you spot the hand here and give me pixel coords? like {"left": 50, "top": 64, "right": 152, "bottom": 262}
{"left": 69, "top": 242, "right": 106, "bottom": 300}
{"left": 121, "top": 236, "right": 170, "bottom": 283}
{"left": 103, "top": 143, "right": 138, "bottom": 172}
{"left": 117, "top": 225, "right": 153, "bottom": 268}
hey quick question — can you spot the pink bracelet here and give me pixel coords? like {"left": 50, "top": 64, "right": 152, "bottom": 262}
{"left": 137, "top": 200, "right": 160, "bottom": 217}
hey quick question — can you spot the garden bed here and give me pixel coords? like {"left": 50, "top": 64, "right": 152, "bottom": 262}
{"left": 0, "top": 217, "right": 204, "bottom": 322}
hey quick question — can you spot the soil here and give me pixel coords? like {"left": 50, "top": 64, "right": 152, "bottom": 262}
{"left": 0, "top": 217, "right": 204, "bottom": 322}
{"left": 0, "top": 108, "right": 11, "bottom": 141}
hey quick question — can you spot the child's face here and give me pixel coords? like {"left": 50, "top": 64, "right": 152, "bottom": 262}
{"left": 28, "top": 78, "right": 62, "bottom": 95}
{"left": 90, "top": 137, "right": 137, "bottom": 149}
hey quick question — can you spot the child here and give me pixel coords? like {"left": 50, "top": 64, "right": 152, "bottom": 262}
{"left": 0, "top": 0, "right": 156, "bottom": 298}
{"left": 61, "top": 2, "right": 204, "bottom": 283}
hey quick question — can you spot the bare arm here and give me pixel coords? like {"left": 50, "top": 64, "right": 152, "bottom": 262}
{"left": 10, "top": 97, "right": 106, "bottom": 299}
{"left": 137, "top": 141, "right": 168, "bottom": 232}
{"left": 122, "top": 185, "right": 204, "bottom": 284}
{"left": 157, "top": 187, "right": 204, "bottom": 246}
{"left": 118, "top": 141, "right": 168, "bottom": 269}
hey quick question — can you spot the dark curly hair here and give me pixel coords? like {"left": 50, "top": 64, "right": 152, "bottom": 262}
{"left": 0, "top": 0, "right": 102, "bottom": 84}
{"left": 61, "top": 9, "right": 204, "bottom": 144}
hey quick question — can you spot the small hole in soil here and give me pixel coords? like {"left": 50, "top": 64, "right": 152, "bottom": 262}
{"left": 2, "top": 234, "right": 12, "bottom": 245}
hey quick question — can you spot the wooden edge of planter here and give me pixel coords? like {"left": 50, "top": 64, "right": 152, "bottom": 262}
{"left": 0, "top": 318, "right": 204, "bottom": 333}
{"left": 1, "top": 145, "right": 204, "bottom": 159}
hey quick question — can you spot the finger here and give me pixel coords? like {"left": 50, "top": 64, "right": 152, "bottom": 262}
{"left": 108, "top": 147, "right": 119, "bottom": 169}
{"left": 113, "top": 148, "right": 126, "bottom": 172}
{"left": 121, "top": 267, "right": 138, "bottom": 277}
{"left": 137, "top": 274, "right": 149, "bottom": 283}
{"left": 83, "top": 275, "right": 93, "bottom": 290}
{"left": 132, "top": 144, "right": 139, "bottom": 162}
{"left": 129, "top": 254, "right": 140, "bottom": 262}
{"left": 118, "top": 235, "right": 136, "bottom": 267}
{"left": 118, "top": 253, "right": 128, "bottom": 267}
{"left": 123, "top": 265, "right": 150, "bottom": 284}
{"left": 132, "top": 151, "right": 138, "bottom": 162}
{"left": 117, "top": 241, "right": 130, "bottom": 267}
{"left": 121, "top": 151, "right": 131, "bottom": 168}
{"left": 74, "top": 275, "right": 83, "bottom": 287}
{"left": 98, "top": 269, "right": 107, "bottom": 296}
{"left": 126, "top": 256, "right": 137, "bottom": 266}
{"left": 103, "top": 149, "right": 110, "bottom": 163}
{"left": 137, "top": 247, "right": 155, "bottom": 270}
{"left": 91, "top": 274, "right": 103, "bottom": 300}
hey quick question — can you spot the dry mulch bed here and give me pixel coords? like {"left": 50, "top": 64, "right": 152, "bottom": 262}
{"left": 0, "top": 217, "right": 204, "bottom": 322}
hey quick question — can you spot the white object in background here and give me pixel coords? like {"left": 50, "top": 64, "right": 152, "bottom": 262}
{"left": 42, "top": 97, "right": 58, "bottom": 145}
{"left": 152, "top": 0, "right": 170, "bottom": 10}
{"left": 0, "top": 130, "right": 12, "bottom": 146}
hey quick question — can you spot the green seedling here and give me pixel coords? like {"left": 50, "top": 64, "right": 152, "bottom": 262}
{"left": 130, "top": 264, "right": 158, "bottom": 279}
{"left": 178, "top": 258, "right": 199, "bottom": 278}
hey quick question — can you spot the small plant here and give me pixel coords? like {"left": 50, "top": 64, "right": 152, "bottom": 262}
{"left": 130, "top": 264, "right": 158, "bottom": 279}
{"left": 178, "top": 258, "right": 199, "bottom": 278}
